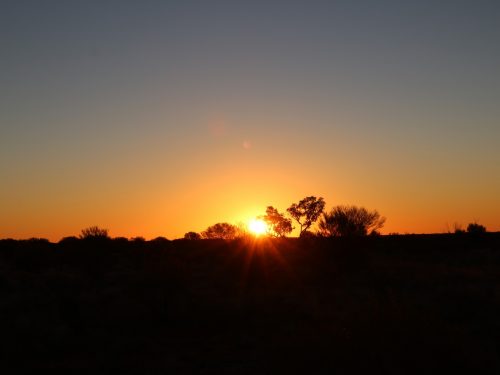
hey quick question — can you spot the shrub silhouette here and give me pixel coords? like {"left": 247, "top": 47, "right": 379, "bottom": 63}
{"left": 453, "top": 223, "right": 465, "bottom": 234}
{"left": 318, "top": 205, "right": 385, "bottom": 237}
{"left": 299, "top": 230, "right": 317, "bottom": 239}
{"left": 151, "top": 236, "right": 169, "bottom": 243}
{"left": 79, "top": 226, "right": 109, "bottom": 239}
{"left": 59, "top": 236, "right": 80, "bottom": 244}
{"left": 113, "top": 237, "right": 129, "bottom": 245}
{"left": 201, "top": 223, "right": 239, "bottom": 240}
{"left": 467, "top": 222, "right": 486, "bottom": 234}
{"left": 184, "top": 231, "right": 202, "bottom": 240}
{"left": 287, "top": 196, "right": 325, "bottom": 237}
{"left": 260, "top": 206, "right": 293, "bottom": 237}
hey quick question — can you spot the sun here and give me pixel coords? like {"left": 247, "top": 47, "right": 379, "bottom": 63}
{"left": 248, "top": 218, "right": 268, "bottom": 236}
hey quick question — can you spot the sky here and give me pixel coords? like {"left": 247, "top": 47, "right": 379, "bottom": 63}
{"left": 1, "top": 0, "right": 499, "bottom": 240}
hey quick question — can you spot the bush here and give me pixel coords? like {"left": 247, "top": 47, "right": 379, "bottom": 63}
{"left": 59, "top": 236, "right": 80, "bottom": 244}
{"left": 132, "top": 236, "right": 146, "bottom": 243}
{"left": 201, "top": 223, "right": 239, "bottom": 240}
{"left": 318, "top": 205, "right": 385, "bottom": 237}
{"left": 453, "top": 223, "right": 465, "bottom": 234}
{"left": 467, "top": 222, "right": 486, "bottom": 234}
{"left": 150, "top": 236, "right": 170, "bottom": 243}
{"left": 79, "top": 226, "right": 109, "bottom": 239}
{"left": 299, "top": 230, "right": 317, "bottom": 239}
{"left": 184, "top": 232, "right": 202, "bottom": 240}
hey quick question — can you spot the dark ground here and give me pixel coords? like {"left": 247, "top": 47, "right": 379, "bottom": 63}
{"left": 1, "top": 234, "right": 499, "bottom": 373}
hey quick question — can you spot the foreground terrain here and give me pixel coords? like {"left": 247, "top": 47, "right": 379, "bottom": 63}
{"left": 1, "top": 234, "right": 499, "bottom": 373}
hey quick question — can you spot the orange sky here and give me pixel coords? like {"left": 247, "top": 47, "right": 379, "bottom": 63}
{"left": 2, "top": 126, "right": 499, "bottom": 241}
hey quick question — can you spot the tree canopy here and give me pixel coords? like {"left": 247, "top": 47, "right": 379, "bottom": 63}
{"left": 287, "top": 196, "right": 325, "bottom": 237}
{"left": 184, "top": 231, "right": 202, "bottom": 240}
{"left": 201, "top": 223, "right": 239, "bottom": 240}
{"left": 260, "top": 206, "right": 293, "bottom": 237}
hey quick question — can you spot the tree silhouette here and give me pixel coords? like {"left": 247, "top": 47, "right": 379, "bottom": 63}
{"left": 184, "top": 231, "right": 202, "bottom": 240}
{"left": 201, "top": 223, "right": 239, "bottom": 240}
{"left": 80, "top": 226, "right": 109, "bottom": 239}
{"left": 318, "top": 205, "right": 385, "bottom": 237}
{"left": 287, "top": 196, "right": 325, "bottom": 237}
{"left": 260, "top": 206, "right": 293, "bottom": 237}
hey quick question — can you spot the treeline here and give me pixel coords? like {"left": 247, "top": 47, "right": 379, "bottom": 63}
{"left": 187, "top": 196, "right": 489, "bottom": 240}
{"left": 188, "top": 196, "right": 386, "bottom": 240}
{"left": 2, "top": 196, "right": 489, "bottom": 243}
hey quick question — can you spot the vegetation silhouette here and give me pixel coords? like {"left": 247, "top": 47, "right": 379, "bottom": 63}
{"left": 1, "top": 234, "right": 499, "bottom": 372}
{"left": 260, "top": 206, "right": 293, "bottom": 237}
{"left": 453, "top": 222, "right": 466, "bottom": 234}
{"left": 287, "top": 196, "right": 325, "bottom": 237}
{"left": 201, "top": 222, "right": 239, "bottom": 240}
{"left": 184, "top": 231, "right": 202, "bottom": 240}
{"left": 131, "top": 236, "right": 146, "bottom": 243}
{"left": 150, "top": 236, "right": 170, "bottom": 244}
{"left": 467, "top": 222, "right": 487, "bottom": 234}
{"left": 59, "top": 236, "right": 80, "bottom": 244}
{"left": 79, "top": 225, "right": 109, "bottom": 239}
{"left": 318, "top": 205, "right": 385, "bottom": 237}
{"left": 2, "top": 196, "right": 497, "bottom": 372}
{"left": 299, "top": 230, "right": 318, "bottom": 238}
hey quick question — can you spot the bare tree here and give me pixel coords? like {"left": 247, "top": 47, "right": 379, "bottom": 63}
{"left": 318, "top": 205, "right": 385, "bottom": 237}
{"left": 260, "top": 206, "right": 293, "bottom": 237}
{"left": 201, "top": 222, "right": 239, "bottom": 240}
{"left": 287, "top": 196, "right": 325, "bottom": 237}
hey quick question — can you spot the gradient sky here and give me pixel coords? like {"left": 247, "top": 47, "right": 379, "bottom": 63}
{"left": 1, "top": 0, "right": 499, "bottom": 240}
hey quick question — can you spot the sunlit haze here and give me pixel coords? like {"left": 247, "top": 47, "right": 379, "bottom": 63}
{"left": 1, "top": 1, "right": 499, "bottom": 240}
{"left": 248, "top": 219, "right": 268, "bottom": 237}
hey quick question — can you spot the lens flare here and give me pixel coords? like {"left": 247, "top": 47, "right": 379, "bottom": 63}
{"left": 248, "top": 219, "right": 267, "bottom": 236}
